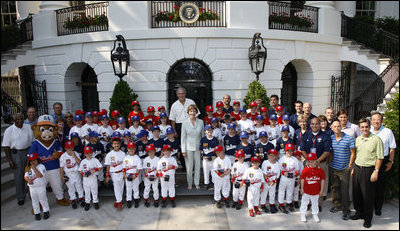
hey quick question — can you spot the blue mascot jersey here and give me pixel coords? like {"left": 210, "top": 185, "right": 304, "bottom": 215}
{"left": 29, "top": 139, "right": 62, "bottom": 170}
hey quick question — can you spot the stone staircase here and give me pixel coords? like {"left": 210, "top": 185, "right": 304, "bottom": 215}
{"left": 377, "top": 80, "right": 399, "bottom": 113}
{"left": 1, "top": 41, "right": 34, "bottom": 75}
{"left": 1, "top": 121, "right": 16, "bottom": 204}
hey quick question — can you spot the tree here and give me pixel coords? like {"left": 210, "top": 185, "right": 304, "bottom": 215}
{"left": 243, "top": 80, "right": 270, "bottom": 109}
{"left": 109, "top": 80, "right": 138, "bottom": 120}
{"left": 383, "top": 92, "right": 399, "bottom": 199}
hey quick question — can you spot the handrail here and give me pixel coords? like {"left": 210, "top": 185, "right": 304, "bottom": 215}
{"left": 1, "top": 89, "right": 26, "bottom": 123}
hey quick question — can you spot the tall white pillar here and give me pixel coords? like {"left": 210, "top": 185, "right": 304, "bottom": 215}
{"left": 335, "top": 1, "right": 356, "bottom": 17}
{"left": 39, "top": 1, "right": 70, "bottom": 12}
{"left": 16, "top": 1, "right": 40, "bottom": 20}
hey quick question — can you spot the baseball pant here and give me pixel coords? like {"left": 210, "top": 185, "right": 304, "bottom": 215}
{"left": 83, "top": 175, "right": 98, "bottom": 203}
{"left": 202, "top": 159, "right": 214, "bottom": 185}
{"left": 111, "top": 172, "right": 124, "bottom": 203}
{"left": 232, "top": 182, "right": 246, "bottom": 202}
{"left": 143, "top": 177, "right": 159, "bottom": 200}
{"left": 161, "top": 175, "right": 175, "bottom": 198}
{"left": 214, "top": 176, "right": 230, "bottom": 201}
{"left": 260, "top": 182, "right": 276, "bottom": 205}
{"left": 293, "top": 179, "right": 300, "bottom": 202}
{"left": 11, "top": 148, "right": 28, "bottom": 202}
{"left": 46, "top": 168, "right": 65, "bottom": 200}
{"left": 318, "top": 162, "right": 329, "bottom": 206}
{"left": 65, "top": 171, "right": 84, "bottom": 200}
{"left": 278, "top": 176, "right": 295, "bottom": 204}
{"left": 125, "top": 176, "right": 140, "bottom": 201}
{"left": 185, "top": 150, "right": 201, "bottom": 187}
{"left": 300, "top": 193, "right": 319, "bottom": 215}
{"left": 247, "top": 184, "right": 261, "bottom": 210}
{"left": 227, "top": 155, "right": 235, "bottom": 166}
{"left": 29, "top": 187, "right": 49, "bottom": 214}
{"left": 97, "top": 163, "right": 104, "bottom": 182}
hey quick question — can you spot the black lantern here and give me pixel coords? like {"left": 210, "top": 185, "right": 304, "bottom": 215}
{"left": 248, "top": 32, "right": 267, "bottom": 81}
{"left": 111, "top": 35, "right": 130, "bottom": 80}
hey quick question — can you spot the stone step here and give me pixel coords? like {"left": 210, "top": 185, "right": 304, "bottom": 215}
{"left": 1, "top": 54, "right": 16, "bottom": 60}
{"left": 1, "top": 169, "right": 14, "bottom": 187}
{"left": 11, "top": 49, "right": 27, "bottom": 55}
{"left": 1, "top": 59, "right": 7, "bottom": 65}
{"left": 348, "top": 44, "right": 362, "bottom": 50}
{"left": 1, "top": 182, "right": 16, "bottom": 204}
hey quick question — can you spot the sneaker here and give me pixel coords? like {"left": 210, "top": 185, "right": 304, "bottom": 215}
{"left": 127, "top": 200, "right": 132, "bottom": 208}
{"left": 301, "top": 213, "right": 307, "bottom": 222}
{"left": 71, "top": 200, "right": 77, "bottom": 209}
{"left": 270, "top": 205, "right": 278, "bottom": 214}
{"left": 279, "top": 205, "right": 289, "bottom": 214}
{"left": 263, "top": 206, "right": 270, "bottom": 213}
{"left": 224, "top": 199, "right": 230, "bottom": 208}
{"left": 342, "top": 213, "right": 351, "bottom": 220}
{"left": 249, "top": 209, "right": 255, "bottom": 217}
{"left": 154, "top": 200, "right": 159, "bottom": 208}
{"left": 134, "top": 199, "right": 139, "bottom": 208}
{"left": 144, "top": 200, "right": 150, "bottom": 208}
{"left": 254, "top": 206, "right": 261, "bottom": 215}
{"left": 171, "top": 200, "right": 176, "bottom": 208}
{"left": 235, "top": 203, "right": 242, "bottom": 210}
{"left": 35, "top": 214, "right": 41, "bottom": 221}
{"left": 287, "top": 203, "right": 294, "bottom": 212}
{"left": 294, "top": 201, "right": 299, "bottom": 209}
{"left": 313, "top": 214, "right": 320, "bottom": 223}
{"left": 330, "top": 207, "right": 342, "bottom": 213}
{"left": 161, "top": 200, "right": 167, "bottom": 208}
{"left": 216, "top": 200, "right": 222, "bottom": 208}
{"left": 43, "top": 212, "right": 49, "bottom": 220}
{"left": 94, "top": 203, "right": 99, "bottom": 210}
{"left": 117, "top": 202, "right": 123, "bottom": 211}
{"left": 85, "top": 203, "right": 90, "bottom": 211}
{"left": 231, "top": 201, "right": 237, "bottom": 209}
{"left": 203, "top": 184, "right": 209, "bottom": 190}
{"left": 113, "top": 202, "right": 118, "bottom": 208}
{"left": 79, "top": 198, "right": 85, "bottom": 207}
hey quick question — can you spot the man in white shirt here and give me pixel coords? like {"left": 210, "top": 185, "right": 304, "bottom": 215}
{"left": 338, "top": 109, "right": 361, "bottom": 139}
{"left": 370, "top": 111, "right": 397, "bottom": 216}
{"left": 169, "top": 87, "right": 198, "bottom": 139}
{"left": 2, "top": 113, "right": 34, "bottom": 205}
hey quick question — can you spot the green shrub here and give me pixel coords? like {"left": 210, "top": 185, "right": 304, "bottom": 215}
{"left": 243, "top": 80, "right": 270, "bottom": 109}
{"left": 375, "top": 17, "right": 399, "bottom": 35}
{"left": 109, "top": 80, "right": 138, "bottom": 120}
{"left": 383, "top": 92, "right": 399, "bottom": 199}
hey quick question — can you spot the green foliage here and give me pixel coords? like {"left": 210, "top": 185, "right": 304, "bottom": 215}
{"left": 375, "top": 17, "right": 399, "bottom": 35}
{"left": 109, "top": 80, "right": 138, "bottom": 120}
{"left": 64, "top": 13, "right": 108, "bottom": 29}
{"left": 383, "top": 93, "right": 399, "bottom": 199}
{"left": 154, "top": 6, "right": 219, "bottom": 23}
{"left": 1, "top": 24, "right": 22, "bottom": 52}
{"left": 269, "top": 11, "right": 315, "bottom": 28}
{"left": 243, "top": 80, "right": 270, "bottom": 110}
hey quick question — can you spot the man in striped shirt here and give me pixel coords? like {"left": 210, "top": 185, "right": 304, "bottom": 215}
{"left": 329, "top": 121, "right": 356, "bottom": 220}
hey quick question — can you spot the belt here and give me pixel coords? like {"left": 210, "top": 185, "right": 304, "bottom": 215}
{"left": 11, "top": 147, "right": 30, "bottom": 154}
{"left": 355, "top": 164, "right": 375, "bottom": 169}
{"left": 112, "top": 170, "right": 123, "bottom": 174}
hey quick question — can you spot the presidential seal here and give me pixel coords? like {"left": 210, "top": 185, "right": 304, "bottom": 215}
{"left": 179, "top": 3, "right": 200, "bottom": 24}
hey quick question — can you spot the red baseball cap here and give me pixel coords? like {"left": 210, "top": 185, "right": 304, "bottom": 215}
{"left": 100, "top": 109, "right": 108, "bottom": 116}
{"left": 84, "top": 146, "right": 93, "bottom": 154}
{"left": 158, "top": 106, "right": 165, "bottom": 111}
{"left": 147, "top": 106, "right": 155, "bottom": 112}
{"left": 284, "top": 143, "right": 295, "bottom": 151}
{"left": 276, "top": 106, "right": 283, "bottom": 111}
{"left": 260, "top": 107, "right": 267, "bottom": 112}
{"left": 307, "top": 153, "right": 317, "bottom": 161}
{"left": 146, "top": 144, "right": 155, "bottom": 152}
{"left": 27, "top": 153, "right": 39, "bottom": 161}
{"left": 216, "top": 101, "right": 223, "bottom": 107}
{"left": 127, "top": 142, "right": 136, "bottom": 149}
{"left": 111, "top": 109, "right": 120, "bottom": 117}
{"left": 75, "top": 109, "right": 85, "bottom": 115}
{"left": 162, "top": 144, "right": 173, "bottom": 151}
{"left": 214, "top": 145, "right": 224, "bottom": 153}
{"left": 233, "top": 101, "right": 240, "bottom": 106}
{"left": 131, "top": 101, "right": 140, "bottom": 106}
{"left": 206, "top": 105, "right": 213, "bottom": 112}
{"left": 235, "top": 150, "right": 245, "bottom": 158}
{"left": 251, "top": 156, "right": 261, "bottom": 163}
{"left": 65, "top": 140, "right": 74, "bottom": 149}
{"left": 268, "top": 149, "right": 278, "bottom": 156}
{"left": 92, "top": 111, "right": 99, "bottom": 116}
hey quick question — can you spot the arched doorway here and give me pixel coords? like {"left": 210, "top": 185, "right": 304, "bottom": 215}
{"left": 168, "top": 59, "right": 212, "bottom": 119}
{"left": 81, "top": 64, "right": 99, "bottom": 112}
{"left": 281, "top": 62, "right": 297, "bottom": 114}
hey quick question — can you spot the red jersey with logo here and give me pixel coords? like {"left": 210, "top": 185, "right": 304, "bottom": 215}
{"left": 277, "top": 116, "right": 284, "bottom": 125}
{"left": 109, "top": 121, "right": 119, "bottom": 130}
{"left": 300, "top": 166, "right": 325, "bottom": 195}
{"left": 262, "top": 117, "right": 270, "bottom": 126}
{"left": 213, "top": 111, "right": 225, "bottom": 120}
{"left": 247, "top": 112, "right": 259, "bottom": 121}
{"left": 230, "top": 111, "right": 241, "bottom": 121}
{"left": 142, "top": 115, "right": 158, "bottom": 126}
{"left": 128, "top": 111, "right": 145, "bottom": 124}
{"left": 203, "top": 116, "right": 212, "bottom": 125}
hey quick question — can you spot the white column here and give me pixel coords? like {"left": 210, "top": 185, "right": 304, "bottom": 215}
{"left": 16, "top": 1, "right": 40, "bottom": 20}
{"left": 335, "top": 1, "right": 356, "bottom": 17}
{"left": 39, "top": 1, "right": 70, "bottom": 12}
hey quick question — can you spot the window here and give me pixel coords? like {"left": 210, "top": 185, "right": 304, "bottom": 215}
{"left": 356, "top": 1, "right": 376, "bottom": 19}
{"left": 1, "top": 1, "right": 17, "bottom": 27}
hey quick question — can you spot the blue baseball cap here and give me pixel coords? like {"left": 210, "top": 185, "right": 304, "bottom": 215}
{"left": 123, "top": 131, "right": 131, "bottom": 137}
{"left": 166, "top": 127, "right": 175, "bottom": 134}
{"left": 240, "top": 131, "right": 249, "bottom": 139}
{"left": 89, "top": 131, "right": 99, "bottom": 138}
{"left": 239, "top": 108, "right": 247, "bottom": 114}
{"left": 283, "top": 114, "right": 290, "bottom": 121}
{"left": 136, "top": 130, "right": 149, "bottom": 138}
{"left": 70, "top": 132, "right": 79, "bottom": 138}
{"left": 259, "top": 131, "right": 268, "bottom": 138}
{"left": 227, "top": 122, "right": 236, "bottom": 129}
{"left": 204, "top": 124, "right": 213, "bottom": 131}
{"left": 269, "top": 114, "right": 277, "bottom": 120}
{"left": 112, "top": 131, "right": 122, "bottom": 138}
{"left": 281, "top": 125, "right": 290, "bottom": 132}
{"left": 210, "top": 117, "right": 219, "bottom": 123}
{"left": 152, "top": 125, "right": 160, "bottom": 131}
{"left": 145, "top": 119, "right": 153, "bottom": 124}
{"left": 85, "top": 112, "right": 92, "bottom": 117}
{"left": 100, "top": 114, "right": 109, "bottom": 120}
{"left": 131, "top": 115, "right": 140, "bottom": 122}
{"left": 74, "top": 115, "right": 83, "bottom": 121}
{"left": 256, "top": 115, "right": 264, "bottom": 120}
{"left": 117, "top": 117, "right": 126, "bottom": 124}
{"left": 160, "top": 112, "right": 168, "bottom": 118}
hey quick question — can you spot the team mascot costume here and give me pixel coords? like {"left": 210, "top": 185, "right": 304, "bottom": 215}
{"left": 28, "top": 115, "right": 69, "bottom": 206}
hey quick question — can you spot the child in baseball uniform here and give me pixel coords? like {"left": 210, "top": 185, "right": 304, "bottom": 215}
{"left": 213, "top": 145, "right": 231, "bottom": 208}
{"left": 278, "top": 143, "right": 300, "bottom": 214}
{"left": 254, "top": 131, "right": 275, "bottom": 163}
{"left": 276, "top": 125, "right": 294, "bottom": 159}
{"left": 223, "top": 123, "right": 241, "bottom": 164}
{"left": 260, "top": 149, "right": 280, "bottom": 213}
{"left": 70, "top": 132, "right": 84, "bottom": 159}
{"left": 79, "top": 146, "right": 102, "bottom": 211}
{"left": 69, "top": 115, "right": 84, "bottom": 141}
{"left": 142, "top": 106, "right": 158, "bottom": 126}
{"left": 135, "top": 130, "right": 153, "bottom": 160}
{"left": 242, "top": 156, "right": 265, "bottom": 217}
{"left": 87, "top": 131, "right": 106, "bottom": 185}
{"left": 128, "top": 115, "right": 144, "bottom": 140}
{"left": 204, "top": 105, "right": 214, "bottom": 126}
{"left": 115, "top": 117, "right": 129, "bottom": 135}
{"left": 213, "top": 101, "right": 226, "bottom": 122}
{"left": 123, "top": 141, "right": 142, "bottom": 208}
{"left": 59, "top": 140, "right": 84, "bottom": 209}
{"left": 97, "top": 114, "right": 113, "bottom": 150}
{"left": 25, "top": 153, "right": 49, "bottom": 220}
{"left": 260, "top": 107, "right": 270, "bottom": 126}
{"left": 237, "top": 109, "right": 256, "bottom": 144}
{"left": 265, "top": 114, "right": 281, "bottom": 147}
{"left": 300, "top": 153, "right": 325, "bottom": 223}
{"left": 282, "top": 114, "right": 295, "bottom": 139}
{"left": 143, "top": 144, "right": 160, "bottom": 207}
{"left": 247, "top": 101, "right": 259, "bottom": 121}
{"left": 200, "top": 125, "right": 219, "bottom": 190}
{"left": 163, "top": 127, "right": 181, "bottom": 160}
{"left": 151, "top": 126, "right": 164, "bottom": 158}
{"left": 293, "top": 150, "right": 304, "bottom": 209}
{"left": 81, "top": 112, "right": 99, "bottom": 145}
{"left": 229, "top": 101, "right": 241, "bottom": 121}
{"left": 158, "top": 112, "right": 171, "bottom": 140}
{"left": 237, "top": 131, "right": 255, "bottom": 163}
{"left": 105, "top": 136, "right": 126, "bottom": 211}
{"left": 254, "top": 115, "right": 267, "bottom": 145}
{"left": 230, "top": 150, "right": 249, "bottom": 210}
{"left": 144, "top": 120, "right": 155, "bottom": 140}
{"left": 157, "top": 144, "right": 178, "bottom": 208}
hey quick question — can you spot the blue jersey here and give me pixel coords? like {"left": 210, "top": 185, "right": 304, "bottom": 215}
{"left": 223, "top": 134, "right": 240, "bottom": 156}
{"left": 300, "top": 131, "right": 332, "bottom": 158}
{"left": 276, "top": 137, "right": 294, "bottom": 152}
{"left": 236, "top": 142, "right": 255, "bottom": 162}
{"left": 163, "top": 138, "right": 181, "bottom": 157}
{"left": 136, "top": 139, "right": 154, "bottom": 159}
{"left": 87, "top": 142, "right": 105, "bottom": 161}
{"left": 74, "top": 142, "right": 84, "bottom": 159}
{"left": 293, "top": 128, "right": 310, "bottom": 150}
{"left": 151, "top": 138, "right": 164, "bottom": 157}
{"left": 29, "top": 139, "right": 62, "bottom": 171}
{"left": 200, "top": 136, "right": 219, "bottom": 158}
{"left": 254, "top": 141, "right": 275, "bottom": 162}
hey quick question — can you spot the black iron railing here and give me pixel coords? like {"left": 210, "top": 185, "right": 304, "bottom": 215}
{"left": 33, "top": 80, "right": 48, "bottom": 116}
{"left": 268, "top": 1, "right": 318, "bottom": 33}
{"left": 151, "top": 1, "right": 226, "bottom": 28}
{"left": 56, "top": 2, "right": 109, "bottom": 36}
{"left": 19, "top": 14, "right": 33, "bottom": 43}
{"left": 1, "top": 90, "right": 25, "bottom": 124}
{"left": 341, "top": 13, "right": 399, "bottom": 59}
{"left": 331, "top": 64, "right": 352, "bottom": 114}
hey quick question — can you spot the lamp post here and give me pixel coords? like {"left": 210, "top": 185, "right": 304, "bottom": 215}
{"left": 248, "top": 32, "right": 267, "bottom": 81}
{"left": 111, "top": 35, "right": 130, "bottom": 81}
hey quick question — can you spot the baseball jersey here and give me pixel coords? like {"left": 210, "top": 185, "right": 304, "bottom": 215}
{"left": 81, "top": 123, "right": 99, "bottom": 137}
{"left": 212, "top": 127, "right": 223, "bottom": 141}
{"left": 128, "top": 111, "right": 144, "bottom": 124}
{"left": 109, "top": 120, "right": 119, "bottom": 130}
{"left": 105, "top": 150, "right": 126, "bottom": 173}
{"left": 277, "top": 115, "right": 284, "bottom": 125}
{"left": 151, "top": 137, "right": 164, "bottom": 157}
{"left": 237, "top": 119, "right": 255, "bottom": 134}
{"left": 158, "top": 124, "right": 171, "bottom": 140}
{"left": 136, "top": 139, "right": 154, "bottom": 159}
{"left": 243, "top": 167, "right": 265, "bottom": 188}
{"left": 265, "top": 125, "right": 281, "bottom": 143}
{"left": 223, "top": 134, "right": 241, "bottom": 157}
{"left": 157, "top": 156, "right": 178, "bottom": 176}
{"left": 276, "top": 137, "right": 294, "bottom": 156}
{"left": 105, "top": 142, "right": 127, "bottom": 154}
{"left": 231, "top": 161, "right": 249, "bottom": 183}
{"left": 199, "top": 136, "right": 219, "bottom": 158}
{"left": 254, "top": 125, "right": 267, "bottom": 142}
{"left": 145, "top": 128, "right": 154, "bottom": 140}
{"left": 25, "top": 164, "right": 47, "bottom": 188}
{"left": 278, "top": 155, "right": 300, "bottom": 176}
{"left": 203, "top": 116, "right": 213, "bottom": 126}
{"left": 281, "top": 124, "right": 295, "bottom": 139}
{"left": 123, "top": 154, "right": 143, "bottom": 174}
{"left": 86, "top": 141, "right": 105, "bottom": 161}
{"left": 300, "top": 166, "right": 326, "bottom": 195}
{"left": 129, "top": 125, "right": 144, "bottom": 140}
{"left": 97, "top": 125, "right": 113, "bottom": 145}
{"left": 213, "top": 156, "right": 232, "bottom": 179}
{"left": 79, "top": 157, "right": 102, "bottom": 176}
{"left": 143, "top": 156, "right": 160, "bottom": 176}
{"left": 262, "top": 117, "right": 271, "bottom": 126}
{"left": 163, "top": 138, "right": 181, "bottom": 157}
{"left": 29, "top": 139, "right": 62, "bottom": 171}
{"left": 59, "top": 151, "right": 81, "bottom": 172}
{"left": 261, "top": 160, "right": 280, "bottom": 183}
{"left": 255, "top": 141, "right": 275, "bottom": 162}
{"left": 236, "top": 142, "right": 255, "bottom": 162}
{"left": 247, "top": 112, "right": 259, "bottom": 121}
{"left": 115, "top": 127, "right": 129, "bottom": 136}
{"left": 230, "top": 111, "right": 241, "bottom": 121}
{"left": 69, "top": 125, "right": 84, "bottom": 140}
{"left": 213, "top": 111, "right": 226, "bottom": 120}
{"left": 142, "top": 115, "right": 159, "bottom": 126}
{"left": 74, "top": 142, "right": 85, "bottom": 160}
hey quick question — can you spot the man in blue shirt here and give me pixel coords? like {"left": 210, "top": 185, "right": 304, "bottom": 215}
{"left": 51, "top": 102, "right": 65, "bottom": 122}
{"left": 329, "top": 121, "right": 355, "bottom": 220}
{"left": 289, "top": 100, "right": 303, "bottom": 130}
